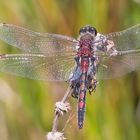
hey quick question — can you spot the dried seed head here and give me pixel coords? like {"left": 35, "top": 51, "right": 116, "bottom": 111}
{"left": 55, "top": 101, "right": 71, "bottom": 116}
{"left": 47, "top": 131, "right": 66, "bottom": 140}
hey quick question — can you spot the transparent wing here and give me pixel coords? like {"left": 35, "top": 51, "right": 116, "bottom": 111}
{"left": 95, "top": 24, "right": 140, "bottom": 79}
{"left": 106, "top": 24, "right": 140, "bottom": 51}
{"left": 0, "top": 53, "right": 76, "bottom": 81}
{"left": 97, "top": 50, "right": 140, "bottom": 79}
{"left": 0, "top": 23, "right": 77, "bottom": 55}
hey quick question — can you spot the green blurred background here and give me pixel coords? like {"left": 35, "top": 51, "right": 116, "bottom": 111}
{"left": 0, "top": 0, "right": 140, "bottom": 140}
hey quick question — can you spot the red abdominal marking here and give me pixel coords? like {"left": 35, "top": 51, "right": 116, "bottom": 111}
{"left": 81, "top": 60, "right": 89, "bottom": 71}
{"left": 79, "top": 92, "right": 85, "bottom": 98}
{"left": 79, "top": 101, "right": 85, "bottom": 108}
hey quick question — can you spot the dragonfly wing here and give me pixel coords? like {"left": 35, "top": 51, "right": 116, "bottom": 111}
{"left": 106, "top": 24, "right": 140, "bottom": 51}
{"left": 97, "top": 51, "right": 140, "bottom": 79}
{"left": 0, "top": 53, "right": 76, "bottom": 81}
{"left": 0, "top": 23, "right": 77, "bottom": 55}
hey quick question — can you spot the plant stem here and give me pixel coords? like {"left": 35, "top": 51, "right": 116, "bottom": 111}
{"left": 52, "top": 85, "right": 73, "bottom": 132}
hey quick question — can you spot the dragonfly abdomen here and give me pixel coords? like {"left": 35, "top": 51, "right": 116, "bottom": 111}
{"left": 78, "top": 57, "right": 89, "bottom": 129}
{"left": 78, "top": 72, "right": 87, "bottom": 129}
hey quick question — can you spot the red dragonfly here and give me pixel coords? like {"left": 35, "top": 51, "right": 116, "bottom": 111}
{"left": 0, "top": 23, "right": 140, "bottom": 129}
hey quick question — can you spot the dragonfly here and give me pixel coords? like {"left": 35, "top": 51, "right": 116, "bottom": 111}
{"left": 0, "top": 23, "right": 140, "bottom": 129}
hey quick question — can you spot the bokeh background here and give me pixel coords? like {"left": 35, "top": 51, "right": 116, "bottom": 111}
{"left": 0, "top": 0, "right": 140, "bottom": 140}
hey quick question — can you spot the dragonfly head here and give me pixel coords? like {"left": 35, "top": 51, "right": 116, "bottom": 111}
{"left": 79, "top": 25, "right": 97, "bottom": 37}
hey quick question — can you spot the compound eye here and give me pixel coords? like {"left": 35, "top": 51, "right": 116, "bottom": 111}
{"left": 79, "top": 27, "right": 86, "bottom": 34}
{"left": 79, "top": 26, "right": 97, "bottom": 36}
{"left": 89, "top": 27, "right": 97, "bottom": 36}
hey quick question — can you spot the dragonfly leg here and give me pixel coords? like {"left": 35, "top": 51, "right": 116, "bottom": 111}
{"left": 87, "top": 57, "right": 99, "bottom": 94}
{"left": 105, "top": 40, "right": 118, "bottom": 56}
{"left": 71, "top": 87, "right": 79, "bottom": 99}
{"left": 69, "top": 56, "right": 81, "bottom": 99}
{"left": 70, "top": 79, "right": 80, "bottom": 99}
{"left": 87, "top": 74, "right": 99, "bottom": 94}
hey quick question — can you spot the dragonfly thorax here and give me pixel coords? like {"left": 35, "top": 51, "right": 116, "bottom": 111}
{"left": 77, "top": 37, "right": 94, "bottom": 57}
{"left": 78, "top": 33, "right": 95, "bottom": 57}
{"left": 77, "top": 25, "right": 97, "bottom": 56}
